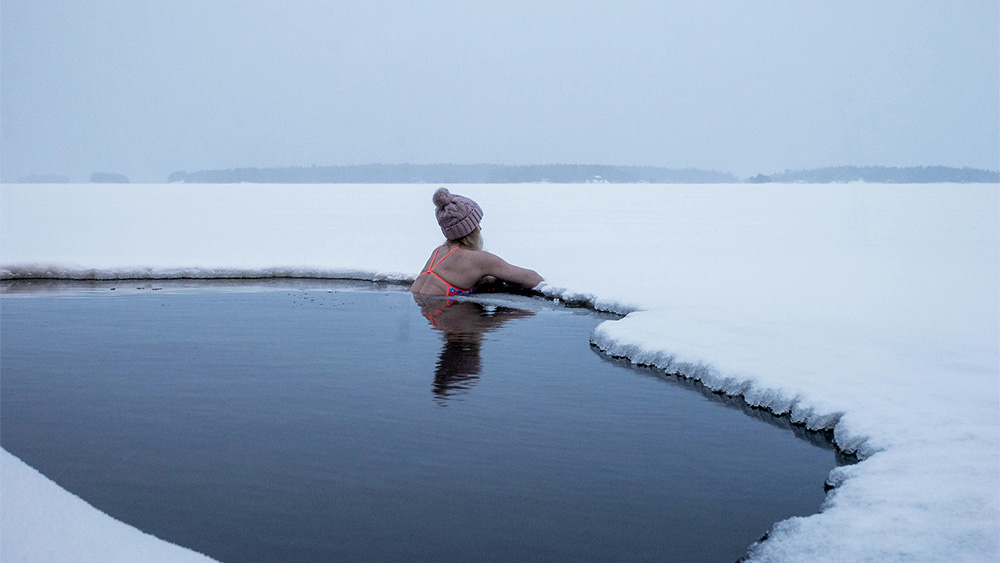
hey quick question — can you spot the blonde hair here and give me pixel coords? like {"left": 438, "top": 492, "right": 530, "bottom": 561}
{"left": 451, "top": 226, "right": 483, "bottom": 251}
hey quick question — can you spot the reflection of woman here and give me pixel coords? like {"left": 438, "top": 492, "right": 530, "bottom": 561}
{"left": 410, "top": 188, "right": 543, "bottom": 297}
{"left": 414, "top": 295, "right": 535, "bottom": 404}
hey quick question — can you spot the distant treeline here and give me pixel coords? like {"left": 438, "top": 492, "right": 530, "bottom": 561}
{"left": 167, "top": 164, "right": 737, "bottom": 184}
{"left": 749, "top": 166, "right": 999, "bottom": 184}
{"left": 89, "top": 172, "right": 129, "bottom": 183}
{"left": 11, "top": 164, "right": 999, "bottom": 184}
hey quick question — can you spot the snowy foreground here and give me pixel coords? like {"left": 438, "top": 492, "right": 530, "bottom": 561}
{"left": 1, "top": 449, "right": 216, "bottom": 562}
{"left": 1, "top": 183, "right": 998, "bottom": 562}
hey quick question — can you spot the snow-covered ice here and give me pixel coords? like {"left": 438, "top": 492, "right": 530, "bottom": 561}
{"left": 1, "top": 182, "right": 997, "bottom": 562}
{"left": 1, "top": 449, "right": 217, "bottom": 562}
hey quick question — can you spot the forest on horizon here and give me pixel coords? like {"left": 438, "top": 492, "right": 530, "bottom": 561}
{"left": 11, "top": 164, "right": 999, "bottom": 184}
{"left": 165, "top": 164, "right": 999, "bottom": 184}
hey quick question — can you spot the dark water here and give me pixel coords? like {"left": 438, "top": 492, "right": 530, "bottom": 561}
{"left": 1, "top": 280, "right": 842, "bottom": 563}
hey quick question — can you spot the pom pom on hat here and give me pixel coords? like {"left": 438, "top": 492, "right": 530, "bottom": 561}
{"left": 432, "top": 187, "right": 452, "bottom": 208}
{"left": 433, "top": 187, "right": 483, "bottom": 240}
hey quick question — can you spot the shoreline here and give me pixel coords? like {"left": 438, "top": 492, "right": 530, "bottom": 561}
{"left": 2, "top": 278, "right": 848, "bottom": 561}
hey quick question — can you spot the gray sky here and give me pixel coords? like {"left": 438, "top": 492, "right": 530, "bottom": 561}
{"left": 2, "top": 0, "right": 997, "bottom": 182}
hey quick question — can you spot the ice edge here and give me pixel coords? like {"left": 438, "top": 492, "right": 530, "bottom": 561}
{"left": 537, "top": 282, "right": 876, "bottom": 562}
{"left": 0, "top": 264, "right": 415, "bottom": 284}
{"left": 3, "top": 268, "right": 875, "bottom": 562}
{"left": 580, "top": 307, "right": 876, "bottom": 562}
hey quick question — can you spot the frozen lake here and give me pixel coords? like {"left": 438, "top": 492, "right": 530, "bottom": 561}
{"left": 1, "top": 182, "right": 996, "bottom": 562}
{"left": 1, "top": 280, "right": 842, "bottom": 562}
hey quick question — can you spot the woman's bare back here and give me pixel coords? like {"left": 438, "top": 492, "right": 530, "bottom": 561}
{"left": 410, "top": 243, "right": 542, "bottom": 296}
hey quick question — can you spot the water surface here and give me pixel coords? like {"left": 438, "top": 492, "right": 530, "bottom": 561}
{"left": 1, "top": 280, "right": 842, "bottom": 562}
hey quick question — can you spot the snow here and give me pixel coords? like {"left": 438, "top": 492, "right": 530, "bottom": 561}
{"left": 1, "top": 449, "right": 217, "bottom": 562}
{"left": 1, "top": 182, "right": 998, "bottom": 562}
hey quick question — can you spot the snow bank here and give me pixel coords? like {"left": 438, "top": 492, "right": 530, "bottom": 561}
{"left": 1, "top": 182, "right": 997, "bottom": 561}
{"left": 0, "top": 264, "right": 409, "bottom": 282}
{"left": 1, "top": 449, "right": 217, "bottom": 563}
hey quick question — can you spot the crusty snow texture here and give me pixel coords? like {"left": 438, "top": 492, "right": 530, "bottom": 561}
{"left": 1, "top": 183, "right": 998, "bottom": 562}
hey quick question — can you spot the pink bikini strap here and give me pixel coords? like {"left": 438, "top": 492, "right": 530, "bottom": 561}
{"left": 423, "top": 245, "right": 459, "bottom": 274}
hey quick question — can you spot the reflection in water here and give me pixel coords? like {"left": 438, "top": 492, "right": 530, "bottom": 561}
{"left": 414, "top": 295, "right": 534, "bottom": 405}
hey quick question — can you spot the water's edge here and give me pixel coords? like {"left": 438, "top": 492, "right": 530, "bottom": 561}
{"left": 1, "top": 277, "right": 857, "bottom": 562}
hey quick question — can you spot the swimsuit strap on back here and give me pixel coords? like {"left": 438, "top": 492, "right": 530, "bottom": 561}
{"left": 421, "top": 246, "right": 474, "bottom": 296}
{"left": 423, "top": 246, "right": 460, "bottom": 274}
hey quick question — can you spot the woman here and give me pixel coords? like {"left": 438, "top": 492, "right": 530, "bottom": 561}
{"left": 410, "top": 188, "right": 543, "bottom": 296}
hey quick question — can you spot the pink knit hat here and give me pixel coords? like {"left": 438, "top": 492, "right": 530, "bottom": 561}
{"left": 433, "top": 187, "right": 483, "bottom": 240}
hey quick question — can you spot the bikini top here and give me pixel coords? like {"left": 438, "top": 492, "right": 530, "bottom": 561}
{"left": 422, "top": 246, "right": 474, "bottom": 296}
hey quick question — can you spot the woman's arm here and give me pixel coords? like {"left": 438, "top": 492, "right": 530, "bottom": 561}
{"left": 475, "top": 252, "right": 543, "bottom": 289}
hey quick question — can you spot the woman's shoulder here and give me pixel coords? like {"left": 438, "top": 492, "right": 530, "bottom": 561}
{"left": 461, "top": 248, "right": 505, "bottom": 266}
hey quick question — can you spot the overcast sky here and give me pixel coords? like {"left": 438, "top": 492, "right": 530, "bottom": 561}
{"left": 2, "top": 1, "right": 997, "bottom": 182}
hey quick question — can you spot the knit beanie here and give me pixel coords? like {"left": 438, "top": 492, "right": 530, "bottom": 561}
{"left": 433, "top": 187, "right": 483, "bottom": 240}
